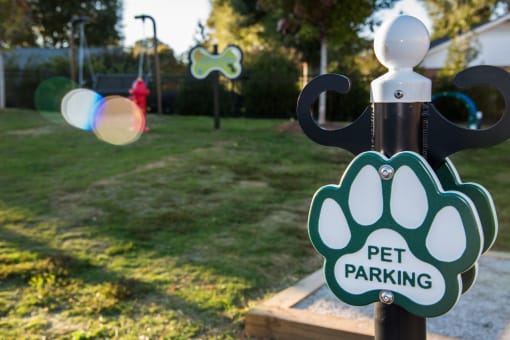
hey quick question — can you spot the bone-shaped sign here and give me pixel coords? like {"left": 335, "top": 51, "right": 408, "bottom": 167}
{"left": 189, "top": 45, "right": 243, "bottom": 80}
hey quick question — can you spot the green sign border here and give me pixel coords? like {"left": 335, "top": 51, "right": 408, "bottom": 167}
{"left": 435, "top": 158, "right": 497, "bottom": 293}
{"left": 308, "top": 151, "right": 483, "bottom": 317}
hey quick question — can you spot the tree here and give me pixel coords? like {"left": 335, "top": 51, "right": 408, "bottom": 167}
{"left": 207, "top": 0, "right": 270, "bottom": 53}
{"left": 0, "top": 0, "right": 123, "bottom": 48}
{"left": 249, "top": 0, "right": 396, "bottom": 124}
{"left": 0, "top": 0, "right": 34, "bottom": 48}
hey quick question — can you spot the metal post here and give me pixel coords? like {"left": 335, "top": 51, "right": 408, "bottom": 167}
{"left": 374, "top": 303, "right": 426, "bottom": 340}
{"left": 373, "top": 102, "right": 423, "bottom": 156}
{"left": 212, "top": 44, "right": 220, "bottom": 130}
{"left": 70, "top": 16, "right": 89, "bottom": 87}
{"left": 371, "top": 15, "right": 431, "bottom": 340}
{"left": 69, "top": 25, "right": 76, "bottom": 84}
{"left": 135, "top": 15, "right": 162, "bottom": 114}
{"left": 373, "top": 101, "right": 426, "bottom": 340}
{"left": 78, "top": 22, "right": 85, "bottom": 86}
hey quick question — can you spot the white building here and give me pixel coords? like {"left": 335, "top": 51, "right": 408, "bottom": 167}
{"left": 420, "top": 13, "right": 510, "bottom": 75}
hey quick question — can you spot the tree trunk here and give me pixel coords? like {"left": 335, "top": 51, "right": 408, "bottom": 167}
{"left": 318, "top": 35, "right": 327, "bottom": 125}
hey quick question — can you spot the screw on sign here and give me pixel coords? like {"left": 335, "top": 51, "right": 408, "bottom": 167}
{"left": 297, "top": 15, "right": 510, "bottom": 340}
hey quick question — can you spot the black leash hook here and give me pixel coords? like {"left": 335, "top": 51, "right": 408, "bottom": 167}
{"left": 428, "top": 65, "right": 510, "bottom": 166}
{"left": 296, "top": 74, "right": 372, "bottom": 155}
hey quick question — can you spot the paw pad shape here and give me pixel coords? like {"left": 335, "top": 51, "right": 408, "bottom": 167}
{"left": 308, "top": 151, "right": 483, "bottom": 317}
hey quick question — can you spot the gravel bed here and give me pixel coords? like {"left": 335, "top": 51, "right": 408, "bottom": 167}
{"left": 294, "top": 254, "right": 510, "bottom": 340}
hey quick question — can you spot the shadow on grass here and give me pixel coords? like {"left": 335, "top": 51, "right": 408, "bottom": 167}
{"left": 0, "top": 220, "right": 240, "bottom": 335}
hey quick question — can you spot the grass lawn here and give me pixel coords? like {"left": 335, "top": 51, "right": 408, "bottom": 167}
{"left": 0, "top": 109, "right": 509, "bottom": 338}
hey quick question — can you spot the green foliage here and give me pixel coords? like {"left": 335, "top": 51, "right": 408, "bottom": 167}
{"left": 89, "top": 49, "right": 137, "bottom": 75}
{"left": 254, "top": 0, "right": 397, "bottom": 65}
{"left": 425, "top": 0, "right": 502, "bottom": 40}
{"left": 0, "top": 0, "right": 122, "bottom": 48}
{"left": 206, "top": 0, "right": 397, "bottom": 121}
{"left": 207, "top": 0, "right": 271, "bottom": 53}
{"left": 424, "top": 0, "right": 509, "bottom": 79}
{"left": 324, "top": 73, "right": 371, "bottom": 122}
{"left": 242, "top": 49, "right": 300, "bottom": 118}
{"left": 174, "top": 76, "right": 233, "bottom": 116}
{"left": 0, "top": 0, "right": 34, "bottom": 48}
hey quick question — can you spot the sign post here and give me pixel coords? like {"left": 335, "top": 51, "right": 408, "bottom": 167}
{"left": 371, "top": 16, "right": 430, "bottom": 339}
{"left": 188, "top": 44, "right": 243, "bottom": 130}
{"left": 212, "top": 44, "right": 220, "bottom": 129}
{"left": 297, "top": 15, "right": 510, "bottom": 340}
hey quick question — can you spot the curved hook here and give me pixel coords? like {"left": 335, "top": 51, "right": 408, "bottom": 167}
{"left": 296, "top": 74, "right": 372, "bottom": 155}
{"left": 427, "top": 65, "right": 510, "bottom": 166}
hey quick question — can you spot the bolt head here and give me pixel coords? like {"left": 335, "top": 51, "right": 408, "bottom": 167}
{"left": 379, "top": 290, "right": 395, "bottom": 304}
{"left": 394, "top": 89, "right": 404, "bottom": 99}
{"left": 379, "top": 165, "right": 394, "bottom": 180}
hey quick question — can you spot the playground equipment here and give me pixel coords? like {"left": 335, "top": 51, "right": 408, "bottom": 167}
{"left": 69, "top": 15, "right": 153, "bottom": 104}
{"left": 60, "top": 16, "right": 150, "bottom": 145}
{"left": 134, "top": 14, "right": 162, "bottom": 114}
{"left": 127, "top": 17, "right": 151, "bottom": 129}
{"left": 69, "top": 16, "right": 94, "bottom": 87}
{"left": 432, "top": 91, "right": 482, "bottom": 129}
{"left": 94, "top": 16, "right": 153, "bottom": 99}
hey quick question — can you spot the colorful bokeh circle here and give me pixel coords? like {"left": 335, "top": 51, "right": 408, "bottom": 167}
{"left": 56, "top": 87, "right": 146, "bottom": 145}
{"left": 34, "top": 77, "right": 77, "bottom": 124}
{"left": 92, "top": 96, "right": 146, "bottom": 145}
{"left": 61, "top": 88, "right": 103, "bottom": 130}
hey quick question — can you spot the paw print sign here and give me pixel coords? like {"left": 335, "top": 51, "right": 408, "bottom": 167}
{"left": 309, "top": 151, "right": 483, "bottom": 317}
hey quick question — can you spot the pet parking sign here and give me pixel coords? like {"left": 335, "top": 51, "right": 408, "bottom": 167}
{"left": 308, "top": 151, "right": 484, "bottom": 317}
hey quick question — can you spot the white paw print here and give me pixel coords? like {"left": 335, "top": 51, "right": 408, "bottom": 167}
{"left": 308, "top": 151, "right": 483, "bottom": 317}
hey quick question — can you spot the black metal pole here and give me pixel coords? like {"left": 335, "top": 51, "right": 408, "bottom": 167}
{"left": 372, "top": 101, "right": 426, "bottom": 340}
{"left": 374, "top": 303, "right": 426, "bottom": 340}
{"left": 69, "top": 21, "right": 76, "bottom": 84}
{"left": 212, "top": 44, "right": 220, "bottom": 130}
{"left": 69, "top": 16, "right": 89, "bottom": 87}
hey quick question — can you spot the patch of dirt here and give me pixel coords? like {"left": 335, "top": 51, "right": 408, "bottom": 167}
{"left": 238, "top": 180, "right": 268, "bottom": 188}
{"left": 93, "top": 155, "right": 178, "bottom": 187}
{"left": 52, "top": 155, "right": 179, "bottom": 222}
{"left": 277, "top": 120, "right": 346, "bottom": 135}
{"left": 5, "top": 126, "right": 60, "bottom": 136}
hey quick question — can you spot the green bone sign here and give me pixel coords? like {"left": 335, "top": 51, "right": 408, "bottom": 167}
{"left": 309, "top": 151, "right": 484, "bottom": 317}
{"left": 189, "top": 45, "right": 243, "bottom": 80}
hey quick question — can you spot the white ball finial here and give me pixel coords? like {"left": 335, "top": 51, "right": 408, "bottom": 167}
{"left": 371, "top": 15, "right": 431, "bottom": 103}
{"left": 374, "top": 15, "right": 430, "bottom": 70}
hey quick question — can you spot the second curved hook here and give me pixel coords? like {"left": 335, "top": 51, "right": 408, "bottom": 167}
{"left": 296, "top": 74, "right": 372, "bottom": 155}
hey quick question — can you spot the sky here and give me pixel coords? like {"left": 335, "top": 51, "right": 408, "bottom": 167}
{"left": 122, "top": 0, "right": 211, "bottom": 57}
{"left": 122, "top": 0, "right": 431, "bottom": 57}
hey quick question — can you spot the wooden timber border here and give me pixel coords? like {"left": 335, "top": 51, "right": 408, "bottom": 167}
{"left": 244, "top": 252, "right": 510, "bottom": 339}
